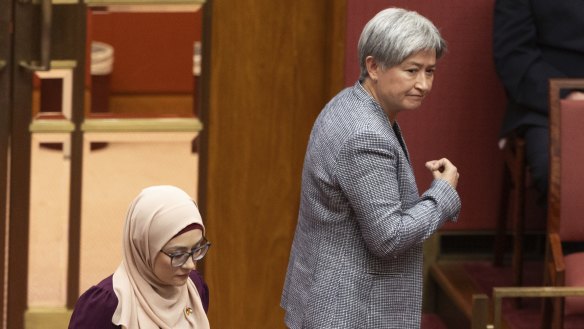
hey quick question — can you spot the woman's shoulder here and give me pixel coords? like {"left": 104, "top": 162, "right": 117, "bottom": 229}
{"left": 68, "top": 275, "right": 119, "bottom": 329}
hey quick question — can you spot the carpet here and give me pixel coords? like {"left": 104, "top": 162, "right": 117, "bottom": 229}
{"left": 421, "top": 313, "right": 448, "bottom": 329}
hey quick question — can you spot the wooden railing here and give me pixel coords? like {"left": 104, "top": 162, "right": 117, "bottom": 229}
{"left": 472, "top": 287, "right": 584, "bottom": 329}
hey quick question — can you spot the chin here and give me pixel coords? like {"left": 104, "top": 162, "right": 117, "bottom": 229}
{"left": 404, "top": 102, "right": 423, "bottom": 110}
{"left": 173, "top": 275, "right": 190, "bottom": 286}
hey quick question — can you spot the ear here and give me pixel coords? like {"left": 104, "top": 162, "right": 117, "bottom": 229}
{"left": 365, "top": 56, "right": 379, "bottom": 80}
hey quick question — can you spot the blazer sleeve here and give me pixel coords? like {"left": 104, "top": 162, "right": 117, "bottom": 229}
{"left": 493, "top": 0, "right": 566, "bottom": 115}
{"left": 68, "top": 279, "right": 119, "bottom": 329}
{"left": 336, "top": 129, "right": 460, "bottom": 259}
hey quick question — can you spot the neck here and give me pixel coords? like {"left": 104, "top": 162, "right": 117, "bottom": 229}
{"left": 362, "top": 78, "right": 397, "bottom": 124}
{"left": 153, "top": 282, "right": 181, "bottom": 299}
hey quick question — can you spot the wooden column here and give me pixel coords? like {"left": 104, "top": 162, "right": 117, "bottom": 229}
{"left": 200, "top": 0, "right": 345, "bottom": 327}
{"left": 0, "top": 0, "right": 12, "bottom": 326}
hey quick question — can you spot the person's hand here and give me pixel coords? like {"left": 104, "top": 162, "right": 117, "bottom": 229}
{"left": 425, "top": 158, "right": 459, "bottom": 189}
{"left": 566, "top": 91, "right": 584, "bottom": 101}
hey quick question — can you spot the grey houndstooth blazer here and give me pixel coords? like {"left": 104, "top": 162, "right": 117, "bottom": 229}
{"left": 281, "top": 81, "right": 461, "bottom": 329}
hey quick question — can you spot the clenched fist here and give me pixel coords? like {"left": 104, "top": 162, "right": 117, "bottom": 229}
{"left": 425, "top": 158, "right": 459, "bottom": 189}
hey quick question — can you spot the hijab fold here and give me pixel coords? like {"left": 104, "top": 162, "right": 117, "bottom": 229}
{"left": 112, "top": 185, "right": 210, "bottom": 329}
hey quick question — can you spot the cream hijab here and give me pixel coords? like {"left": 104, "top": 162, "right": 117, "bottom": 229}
{"left": 112, "top": 185, "right": 210, "bottom": 329}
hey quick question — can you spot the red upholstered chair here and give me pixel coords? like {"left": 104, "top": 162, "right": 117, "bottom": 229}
{"left": 542, "top": 79, "right": 584, "bottom": 329}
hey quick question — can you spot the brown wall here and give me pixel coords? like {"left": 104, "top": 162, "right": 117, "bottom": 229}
{"left": 201, "top": 0, "right": 345, "bottom": 328}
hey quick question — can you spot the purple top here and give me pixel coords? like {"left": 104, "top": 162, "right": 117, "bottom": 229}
{"left": 68, "top": 270, "right": 209, "bottom": 329}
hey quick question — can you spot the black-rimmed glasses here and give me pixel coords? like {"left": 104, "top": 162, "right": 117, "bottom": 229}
{"left": 160, "top": 237, "right": 211, "bottom": 268}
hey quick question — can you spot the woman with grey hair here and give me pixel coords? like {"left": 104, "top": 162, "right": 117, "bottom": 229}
{"left": 281, "top": 7, "right": 461, "bottom": 328}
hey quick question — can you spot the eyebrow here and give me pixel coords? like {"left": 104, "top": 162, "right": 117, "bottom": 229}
{"left": 164, "top": 237, "right": 206, "bottom": 252}
{"left": 403, "top": 61, "right": 436, "bottom": 68}
{"left": 164, "top": 246, "right": 190, "bottom": 253}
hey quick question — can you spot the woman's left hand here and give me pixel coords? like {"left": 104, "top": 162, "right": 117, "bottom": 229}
{"left": 425, "top": 158, "right": 459, "bottom": 189}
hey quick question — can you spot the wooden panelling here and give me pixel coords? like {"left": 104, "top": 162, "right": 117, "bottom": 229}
{"left": 0, "top": 0, "right": 11, "bottom": 325}
{"left": 201, "top": 0, "right": 346, "bottom": 327}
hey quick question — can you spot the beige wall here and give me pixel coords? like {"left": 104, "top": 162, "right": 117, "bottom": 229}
{"left": 29, "top": 134, "right": 71, "bottom": 307}
{"left": 79, "top": 132, "right": 199, "bottom": 293}
{"left": 28, "top": 131, "right": 199, "bottom": 307}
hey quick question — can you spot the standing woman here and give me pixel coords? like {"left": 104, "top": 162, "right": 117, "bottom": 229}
{"left": 281, "top": 8, "right": 461, "bottom": 329}
{"left": 69, "top": 185, "right": 211, "bottom": 329}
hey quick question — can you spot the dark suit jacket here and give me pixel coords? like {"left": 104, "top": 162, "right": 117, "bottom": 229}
{"left": 281, "top": 82, "right": 461, "bottom": 328}
{"left": 493, "top": 0, "right": 584, "bottom": 135}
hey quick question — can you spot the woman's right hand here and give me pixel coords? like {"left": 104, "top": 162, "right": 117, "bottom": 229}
{"left": 425, "top": 158, "right": 459, "bottom": 189}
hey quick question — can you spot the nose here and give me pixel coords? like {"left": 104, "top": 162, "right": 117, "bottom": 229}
{"left": 415, "top": 73, "right": 431, "bottom": 93}
{"left": 181, "top": 256, "right": 197, "bottom": 271}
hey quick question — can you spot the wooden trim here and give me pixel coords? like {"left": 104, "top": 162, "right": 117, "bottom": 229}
{"left": 44, "top": 60, "right": 77, "bottom": 69}
{"left": 548, "top": 79, "right": 561, "bottom": 235}
{"left": 30, "top": 119, "right": 75, "bottom": 133}
{"left": 94, "top": 4, "right": 202, "bottom": 12}
{"left": 544, "top": 78, "right": 584, "bottom": 329}
{"left": 471, "top": 294, "right": 489, "bottom": 329}
{"left": 548, "top": 233, "right": 565, "bottom": 279}
{"left": 25, "top": 308, "right": 73, "bottom": 329}
{"left": 9, "top": 3, "right": 35, "bottom": 325}
{"left": 66, "top": 2, "right": 87, "bottom": 308}
{"left": 429, "top": 262, "right": 474, "bottom": 319}
{"left": 8, "top": 37, "right": 32, "bottom": 328}
{"left": 0, "top": 0, "right": 12, "bottom": 325}
{"left": 195, "top": 0, "right": 211, "bottom": 276}
{"left": 547, "top": 79, "right": 584, "bottom": 234}
{"left": 492, "top": 286, "right": 584, "bottom": 329}
{"left": 81, "top": 117, "right": 203, "bottom": 132}
{"left": 86, "top": 0, "right": 205, "bottom": 5}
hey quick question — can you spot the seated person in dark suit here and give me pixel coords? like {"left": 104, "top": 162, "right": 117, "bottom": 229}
{"left": 493, "top": 0, "right": 584, "bottom": 205}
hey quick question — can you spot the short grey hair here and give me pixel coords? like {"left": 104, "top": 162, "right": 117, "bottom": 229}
{"left": 358, "top": 8, "right": 447, "bottom": 80}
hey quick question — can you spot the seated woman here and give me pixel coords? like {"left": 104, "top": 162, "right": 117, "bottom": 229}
{"left": 69, "top": 185, "right": 211, "bottom": 329}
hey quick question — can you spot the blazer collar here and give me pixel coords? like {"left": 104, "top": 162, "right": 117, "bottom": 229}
{"left": 353, "top": 81, "right": 410, "bottom": 162}
{"left": 353, "top": 80, "right": 390, "bottom": 119}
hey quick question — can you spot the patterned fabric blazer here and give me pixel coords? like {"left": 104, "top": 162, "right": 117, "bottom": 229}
{"left": 281, "top": 81, "right": 461, "bottom": 329}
